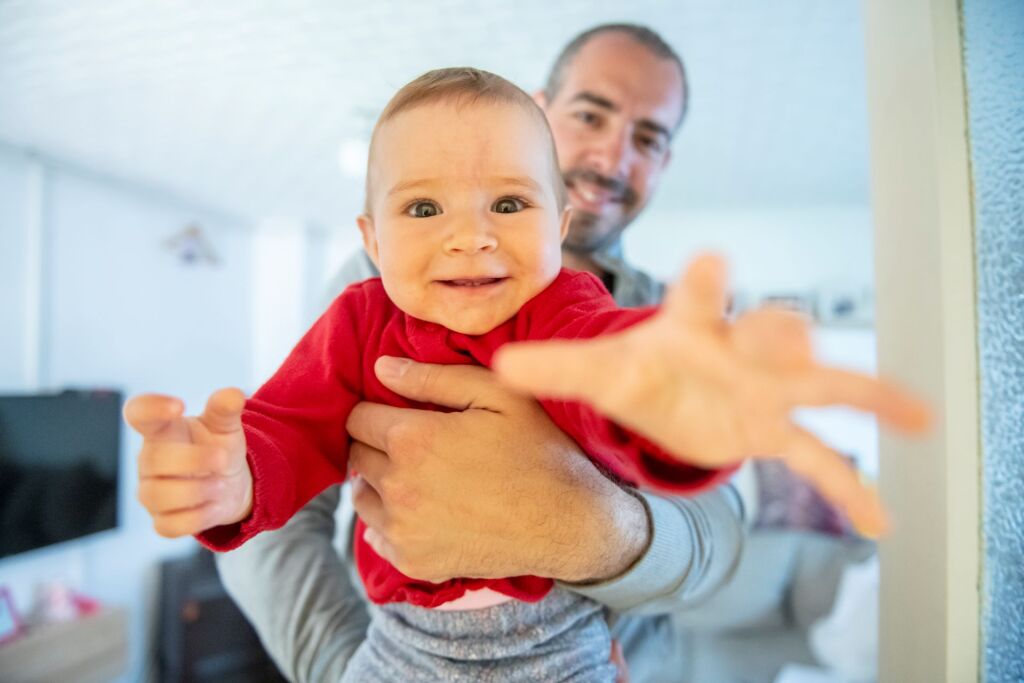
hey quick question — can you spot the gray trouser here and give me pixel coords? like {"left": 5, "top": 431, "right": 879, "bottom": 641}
{"left": 340, "top": 587, "right": 618, "bottom": 682}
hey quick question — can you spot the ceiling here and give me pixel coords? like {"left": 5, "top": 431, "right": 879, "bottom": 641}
{"left": 0, "top": 0, "right": 872, "bottom": 227}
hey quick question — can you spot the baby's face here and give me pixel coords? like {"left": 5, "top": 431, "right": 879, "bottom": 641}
{"left": 359, "top": 101, "right": 570, "bottom": 335}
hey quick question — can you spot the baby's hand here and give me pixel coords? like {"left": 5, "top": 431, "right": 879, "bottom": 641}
{"left": 124, "top": 388, "right": 253, "bottom": 537}
{"left": 494, "top": 254, "right": 932, "bottom": 539}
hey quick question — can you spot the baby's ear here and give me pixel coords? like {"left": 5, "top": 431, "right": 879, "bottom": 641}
{"left": 558, "top": 206, "right": 573, "bottom": 242}
{"left": 356, "top": 214, "right": 381, "bottom": 269}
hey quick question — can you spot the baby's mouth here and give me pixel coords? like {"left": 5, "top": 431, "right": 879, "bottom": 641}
{"left": 437, "top": 277, "right": 508, "bottom": 288}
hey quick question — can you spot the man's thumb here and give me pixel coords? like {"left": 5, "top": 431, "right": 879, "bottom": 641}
{"left": 198, "top": 387, "right": 246, "bottom": 434}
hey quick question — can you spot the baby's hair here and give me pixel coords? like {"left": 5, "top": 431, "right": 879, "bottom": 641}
{"left": 364, "top": 67, "right": 568, "bottom": 215}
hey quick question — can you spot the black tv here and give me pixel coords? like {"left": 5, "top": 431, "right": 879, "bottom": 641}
{"left": 0, "top": 389, "right": 121, "bottom": 560}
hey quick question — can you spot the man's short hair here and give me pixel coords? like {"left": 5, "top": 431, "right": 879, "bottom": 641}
{"left": 365, "top": 67, "right": 567, "bottom": 214}
{"left": 543, "top": 23, "right": 689, "bottom": 128}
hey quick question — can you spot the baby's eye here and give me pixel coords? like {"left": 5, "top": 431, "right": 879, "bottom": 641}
{"left": 492, "top": 197, "right": 525, "bottom": 214}
{"left": 406, "top": 201, "right": 441, "bottom": 218}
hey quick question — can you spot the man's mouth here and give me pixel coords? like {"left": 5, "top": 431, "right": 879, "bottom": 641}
{"left": 563, "top": 170, "right": 634, "bottom": 215}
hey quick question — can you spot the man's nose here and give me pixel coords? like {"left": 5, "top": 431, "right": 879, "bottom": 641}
{"left": 586, "top": 127, "right": 632, "bottom": 179}
{"left": 442, "top": 215, "right": 498, "bottom": 254}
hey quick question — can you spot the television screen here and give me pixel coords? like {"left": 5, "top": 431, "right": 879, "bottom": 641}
{"left": 0, "top": 389, "right": 121, "bottom": 560}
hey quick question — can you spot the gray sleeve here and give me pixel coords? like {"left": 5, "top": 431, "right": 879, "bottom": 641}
{"left": 561, "top": 484, "right": 746, "bottom": 616}
{"left": 215, "top": 486, "right": 369, "bottom": 683}
{"left": 214, "top": 249, "right": 377, "bottom": 683}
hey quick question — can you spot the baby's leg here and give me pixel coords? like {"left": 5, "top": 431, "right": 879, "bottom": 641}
{"left": 341, "top": 587, "right": 617, "bottom": 682}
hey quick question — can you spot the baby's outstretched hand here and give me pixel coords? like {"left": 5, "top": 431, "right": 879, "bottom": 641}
{"left": 125, "top": 388, "right": 253, "bottom": 537}
{"left": 494, "top": 254, "right": 932, "bottom": 539}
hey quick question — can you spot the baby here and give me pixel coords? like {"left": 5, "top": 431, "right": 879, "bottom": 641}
{"left": 129, "top": 68, "right": 924, "bottom": 681}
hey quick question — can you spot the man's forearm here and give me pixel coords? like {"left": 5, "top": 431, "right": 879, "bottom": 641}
{"left": 215, "top": 486, "right": 369, "bottom": 683}
{"left": 562, "top": 483, "right": 745, "bottom": 615}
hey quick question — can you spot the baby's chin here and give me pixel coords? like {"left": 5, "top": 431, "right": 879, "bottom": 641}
{"left": 430, "top": 309, "right": 517, "bottom": 336}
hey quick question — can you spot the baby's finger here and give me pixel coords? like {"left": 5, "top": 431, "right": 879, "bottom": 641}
{"left": 198, "top": 387, "right": 246, "bottom": 435}
{"left": 138, "top": 443, "right": 230, "bottom": 478}
{"left": 493, "top": 334, "right": 625, "bottom": 403}
{"left": 137, "top": 476, "right": 226, "bottom": 515}
{"left": 124, "top": 394, "right": 186, "bottom": 439}
{"left": 730, "top": 308, "right": 813, "bottom": 371}
{"left": 663, "top": 253, "right": 729, "bottom": 328}
{"left": 150, "top": 503, "right": 224, "bottom": 538}
{"left": 788, "top": 368, "right": 932, "bottom": 433}
{"left": 776, "top": 427, "right": 889, "bottom": 538}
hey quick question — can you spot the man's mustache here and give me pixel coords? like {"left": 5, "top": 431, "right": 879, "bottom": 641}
{"left": 562, "top": 169, "right": 637, "bottom": 207}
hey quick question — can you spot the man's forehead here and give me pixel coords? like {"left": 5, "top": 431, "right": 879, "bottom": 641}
{"left": 557, "top": 33, "right": 685, "bottom": 130}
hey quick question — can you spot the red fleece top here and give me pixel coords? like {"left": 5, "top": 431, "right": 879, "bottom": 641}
{"left": 198, "top": 269, "right": 732, "bottom": 607}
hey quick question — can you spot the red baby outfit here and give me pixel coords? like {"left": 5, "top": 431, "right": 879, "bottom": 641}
{"left": 199, "top": 269, "right": 732, "bottom": 608}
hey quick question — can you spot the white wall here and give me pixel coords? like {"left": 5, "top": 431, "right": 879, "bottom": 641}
{"left": 0, "top": 145, "right": 253, "bottom": 683}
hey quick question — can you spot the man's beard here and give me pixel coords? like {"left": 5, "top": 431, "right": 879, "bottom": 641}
{"left": 562, "top": 168, "right": 638, "bottom": 255}
{"left": 562, "top": 209, "right": 624, "bottom": 255}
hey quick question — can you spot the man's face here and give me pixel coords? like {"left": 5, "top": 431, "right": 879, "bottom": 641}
{"left": 359, "top": 101, "right": 569, "bottom": 335}
{"left": 539, "top": 32, "right": 685, "bottom": 254}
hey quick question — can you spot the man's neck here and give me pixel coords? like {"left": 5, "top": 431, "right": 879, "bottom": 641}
{"left": 561, "top": 250, "right": 605, "bottom": 278}
{"left": 562, "top": 250, "right": 616, "bottom": 295}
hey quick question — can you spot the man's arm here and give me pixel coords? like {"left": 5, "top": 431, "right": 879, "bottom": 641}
{"left": 215, "top": 485, "right": 370, "bottom": 683}
{"left": 565, "top": 484, "right": 745, "bottom": 615}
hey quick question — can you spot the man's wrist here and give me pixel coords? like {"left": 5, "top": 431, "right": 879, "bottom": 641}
{"left": 557, "top": 484, "right": 651, "bottom": 584}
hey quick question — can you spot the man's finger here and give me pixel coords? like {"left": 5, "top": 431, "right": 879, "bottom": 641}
{"left": 492, "top": 335, "right": 624, "bottom": 402}
{"left": 347, "top": 402, "right": 427, "bottom": 452}
{"left": 348, "top": 441, "right": 390, "bottom": 490}
{"left": 138, "top": 443, "right": 229, "bottom": 478}
{"left": 775, "top": 427, "right": 889, "bottom": 538}
{"left": 788, "top": 368, "right": 932, "bottom": 433}
{"left": 664, "top": 253, "right": 729, "bottom": 327}
{"left": 351, "top": 475, "right": 388, "bottom": 538}
{"left": 198, "top": 387, "right": 246, "bottom": 435}
{"left": 373, "top": 356, "right": 510, "bottom": 410}
{"left": 124, "top": 394, "right": 186, "bottom": 439}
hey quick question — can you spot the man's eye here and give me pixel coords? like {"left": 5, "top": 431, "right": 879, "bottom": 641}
{"left": 573, "top": 111, "right": 601, "bottom": 127}
{"left": 492, "top": 198, "right": 524, "bottom": 214}
{"left": 637, "top": 136, "right": 666, "bottom": 155}
{"left": 406, "top": 201, "right": 441, "bottom": 218}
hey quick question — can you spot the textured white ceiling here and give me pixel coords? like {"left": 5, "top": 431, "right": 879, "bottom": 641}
{"left": 0, "top": 0, "right": 871, "bottom": 227}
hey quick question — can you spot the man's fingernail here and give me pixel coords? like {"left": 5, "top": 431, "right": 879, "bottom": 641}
{"left": 376, "top": 356, "right": 410, "bottom": 380}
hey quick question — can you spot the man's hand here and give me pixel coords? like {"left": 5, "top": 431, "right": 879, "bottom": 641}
{"left": 493, "top": 254, "right": 932, "bottom": 538}
{"left": 345, "top": 358, "right": 650, "bottom": 585}
{"left": 125, "top": 388, "right": 253, "bottom": 537}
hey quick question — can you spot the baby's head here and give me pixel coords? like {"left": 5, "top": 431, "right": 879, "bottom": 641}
{"left": 357, "top": 68, "right": 571, "bottom": 335}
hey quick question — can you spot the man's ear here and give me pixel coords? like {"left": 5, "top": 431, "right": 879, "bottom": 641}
{"left": 660, "top": 147, "right": 673, "bottom": 172}
{"left": 558, "top": 206, "right": 573, "bottom": 242}
{"left": 532, "top": 90, "right": 548, "bottom": 109}
{"left": 356, "top": 214, "right": 381, "bottom": 269}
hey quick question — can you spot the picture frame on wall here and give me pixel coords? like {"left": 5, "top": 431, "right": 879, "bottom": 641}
{"left": 0, "top": 586, "right": 23, "bottom": 645}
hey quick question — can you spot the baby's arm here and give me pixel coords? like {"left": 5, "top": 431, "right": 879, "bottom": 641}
{"left": 126, "top": 388, "right": 254, "bottom": 538}
{"left": 128, "top": 287, "right": 367, "bottom": 549}
{"left": 496, "top": 255, "right": 931, "bottom": 537}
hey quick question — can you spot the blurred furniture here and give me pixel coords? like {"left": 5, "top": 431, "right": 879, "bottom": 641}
{"left": 158, "top": 549, "right": 286, "bottom": 683}
{"left": 0, "top": 606, "right": 127, "bottom": 683}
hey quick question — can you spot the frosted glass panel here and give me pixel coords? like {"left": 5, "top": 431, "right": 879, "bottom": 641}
{"left": 962, "top": 1, "right": 1024, "bottom": 680}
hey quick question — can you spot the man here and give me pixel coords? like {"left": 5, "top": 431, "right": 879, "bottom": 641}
{"left": 217, "top": 24, "right": 874, "bottom": 682}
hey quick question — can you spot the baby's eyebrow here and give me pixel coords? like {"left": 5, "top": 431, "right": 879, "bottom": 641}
{"left": 490, "top": 176, "right": 543, "bottom": 193}
{"left": 387, "top": 178, "right": 435, "bottom": 196}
